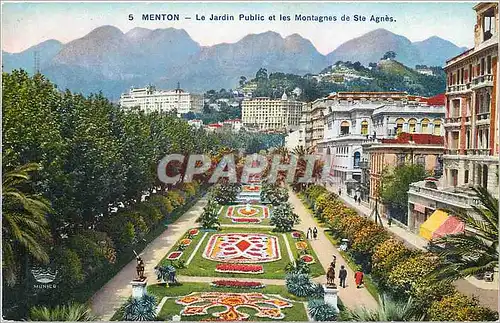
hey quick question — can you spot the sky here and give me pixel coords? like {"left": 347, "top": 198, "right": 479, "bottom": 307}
{"left": 2, "top": 1, "right": 477, "bottom": 54}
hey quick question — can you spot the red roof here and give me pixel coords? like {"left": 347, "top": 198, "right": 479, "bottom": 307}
{"left": 381, "top": 133, "right": 444, "bottom": 145}
{"left": 207, "top": 123, "right": 222, "bottom": 128}
{"left": 425, "top": 93, "right": 445, "bottom": 106}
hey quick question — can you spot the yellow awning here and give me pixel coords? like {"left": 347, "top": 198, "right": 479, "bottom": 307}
{"left": 419, "top": 210, "right": 449, "bottom": 240}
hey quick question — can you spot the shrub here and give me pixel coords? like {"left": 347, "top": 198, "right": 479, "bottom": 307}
{"left": 308, "top": 299, "right": 337, "bottom": 321}
{"left": 29, "top": 303, "right": 96, "bottom": 321}
{"left": 196, "top": 199, "right": 220, "bottom": 230}
{"left": 270, "top": 203, "right": 300, "bottom": 232}
{"left": 166, "top": 190, "right": 184, "bottom": 207}
{"left": 261, "top": 183, "right": 289, "bottom": 206}
{"left": 308, "top": 282, "right": 325, "bottom": 299}
{"left": 52, "top": 247, "right": 85, "bottom": 286}
{"left": 122, "top": 295, "right": 157, "bottom": 321}
{"left": 286, "top": 272, "right": 314, "bottom": 297}
{"left": 371, "top": 238, "right": 413, "bottom": 282}
{"left": 427, "top": 292, "right": 498, "bottom": 321}
{"left": 351, "top": 223, "right": 389, "bottom": 254}
{"left": 210, "top": 183, "right": 241, "bottom": 205}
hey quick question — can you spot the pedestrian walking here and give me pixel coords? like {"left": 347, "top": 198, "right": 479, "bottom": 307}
{"left": 358, "top": 195, "right": 361, "bottom": 205}
{"left": 387, "top": 215, "right": 392, "bottom": 226}
{"left": 339, "top": 265, "right": 347, "bottom": 288}
{"left": 354, "top": 271, "right": 364, "bottom": 288}
{"left": 338, "top": 188, "right": 342, "bottom": 196}
{"left": 306, "top": 227, "right": 312, "bottom": 240}
{"left": 353, "top": 195, "right": 357, "bottom": 203}
{"left": 313, "top": 227, "right": 318, "bottom": 239}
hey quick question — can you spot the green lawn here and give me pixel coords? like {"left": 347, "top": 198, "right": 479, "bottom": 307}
{"left": 218, "top": 205, "right": 272, "bottom": 225}
{"left": 161, "top": 227, "right": 294, "bottom": 279}
{"left": 148, "top": 282, "right": 308, "bottom": 321}
{"left": 285, "top": 232, "right": 326, "bottom": 277}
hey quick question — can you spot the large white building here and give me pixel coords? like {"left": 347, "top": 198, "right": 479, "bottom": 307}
{"left": 319, "top": 92, "right": 445, "bottom": 186}
{"left": 241, "top": 92, "right": 303, "bottom": 132}
{"left": 119, "top": 85, "right": 203, "bottom": 114}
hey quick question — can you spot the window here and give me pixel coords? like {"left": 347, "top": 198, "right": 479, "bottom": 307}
{"left": 487, "top": 56, "right": 492, "bottom": 74}
{"left": 464, "top": 169, "right": 469, "bottom": 184}
{"left": 395, "top": 118, "right": 405, "bottom": 135}
{"left": 408, "top": 119, "right": 417, "bottom": 133}
{"left": 353, "top": 152, "right": 361, "bottom": 168}
{"left": 469, "top": 64, "right": 473, "bottom": 81}
{"left": 421, "top": 119, "right": 430, "bottom": 134}
{"left": 340, "top": 121, "right": 350, "bottom": 135}
{"left": 396, "top": 154, "right": 406, "bottom": 166}
{"left": 361, "top": 120, "right": 369, "bottom": 135}
{"left": 481, "top": 58, "right": 485, "bottom": 75}
{"left": 483, "top": 8, "right": 495, "bottom": 41}
{"left": 433, "top": 119, "right": 441, "bottom": 135}
{"left": 416, "top": 155, "right": 425, "bottom": 166}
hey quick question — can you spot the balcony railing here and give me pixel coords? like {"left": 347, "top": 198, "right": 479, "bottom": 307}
{"left": 359, "top": 161, "right": 370, "bottom": 169}
{"left": 471, "top": 74, "right": 493, "bottom": 88}
{"left": 447, "top": 149, "right": 459, "bottom": 155}
{"left": 477, "top": 112, "right": 490, "bottom": 120}
{"left": 466, "top": 148, "right": 491, "bottom": 156}
{"left": 445, "top": 116, "right": 461, "bottom": 123}
{"left": 409, "top": 184, "right": 481, "bottom": 208}
{"left": 446, "top": 84, "right": 469, "bottom": 93}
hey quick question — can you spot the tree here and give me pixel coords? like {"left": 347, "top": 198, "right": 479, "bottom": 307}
{"left": 429, "top": 186, "right": 498, "bottom": 282}
{"left": 2, "top": 163, "right": 52, "bottom": 286}
{"left": 239, "top": 76, "right": 247, "bottom": 87}
{"left": 379, "top": 164, "right": 427, "bottom": 224}
{"left": 210, "top": 183, "right": 241, "bottom": 205}
{"left": 261, "top": 183, "right": 289, "bottom": 206}
{"left": 29, "top": 303, "right": 97, "bottom": 321}
{"left": 255, "top": 68, "right": 268, "bottom": 80}
{"left": 382, "top": 51, "right": 397, "bottom": 60}
{"left": 426, "top": 292, "right": 498, "bottom": 321}
{"left": 343, "top": 294, "right": 422, "bottom": 321}
{"left": 196, "top": 199, "right": 220, "bottom": 230}
{"left": 270, "top": 202, "right": 299, "bottom": 232}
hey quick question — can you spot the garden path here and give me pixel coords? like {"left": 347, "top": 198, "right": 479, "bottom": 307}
{"left": 289, "top": 189, "right": 379, "bottom": 311}
{"left": 90, "top": 197, "right": 208, "bottom": 320}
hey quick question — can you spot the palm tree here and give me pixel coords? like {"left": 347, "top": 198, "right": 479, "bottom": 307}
{"left": 2, "top": 163, "right": 52, "bottom": 285}
{"left": 29, "top": 303, "right": 97, "bottom": 321}
{"left": 343, "top": 294, "right": 423, "bottom": 321}
{"left": 429, "top": 186, "right": 498, "bottom": 282}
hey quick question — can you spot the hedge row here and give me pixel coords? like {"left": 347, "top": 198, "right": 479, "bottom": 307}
{"left": 302, "top": 185, "right": 497, "bottom": 321}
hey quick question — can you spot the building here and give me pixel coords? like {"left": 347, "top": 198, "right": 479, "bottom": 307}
{"left": 284, "top": 128, "right": 306, "bottom": 150}
{"left": 300, "top": 103, "right": 313, "bottom": 148}
{"left": 222, "top": 119, "right": 243, "bottom": 132}
{"left": 362, "top": 133, "right": 445, "bottom": 222}
{"left": 205, "top": 123, "right": 223, "bottom": 132}
{"left": 188, "top": 119, "right": 203, "bottom": 129}
{"left": 310, "top": 98, "right": 330, "bottom": 151}
{"left": 119, "top": 84, "right": 203, "bottom": 114}
{"left": 241, "top": 92, "right": 303, "bottom": 132}
{"left": 407, "top": 2, "right": 499, "bottom": 235}
{"left": 319, "top": 92, "right": 445, "bottom": 191}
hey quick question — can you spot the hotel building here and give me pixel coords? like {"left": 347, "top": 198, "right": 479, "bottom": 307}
{"left": 119, "top": 85, "right": 204, "bottom": 114}
{"left": 241, "top": 92, "right": 303, "bottom": 132}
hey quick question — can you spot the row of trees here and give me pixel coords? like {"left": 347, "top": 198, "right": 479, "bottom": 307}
{"left": 2, "top": 70, "right": 283, "bottom": 319}
{"left": 303, "top": 185, "right": 498, "bottom": 321}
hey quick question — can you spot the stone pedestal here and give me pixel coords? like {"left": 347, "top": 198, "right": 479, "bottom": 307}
{"left": 131, "top": 278, "right": 148, "bottom": 299}
{"left": 323, "top": 285, "right": 340, "bottom": 313}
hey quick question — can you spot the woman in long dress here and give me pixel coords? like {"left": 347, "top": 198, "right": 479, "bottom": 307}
{"left": 354, "top": 271, "right": 364, "bottom": 288}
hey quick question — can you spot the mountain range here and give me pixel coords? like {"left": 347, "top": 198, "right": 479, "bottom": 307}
{"left": 2, "top": 26, "right": 467, "bottom": 100}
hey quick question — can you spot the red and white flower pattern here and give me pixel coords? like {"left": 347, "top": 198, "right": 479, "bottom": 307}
{"left": 204, "top": 233, "right": 281, "bottom": 263}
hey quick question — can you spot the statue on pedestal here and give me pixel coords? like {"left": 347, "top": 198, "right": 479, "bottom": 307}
{"left": 134, "top": 250, "right": 145, "bottom": 280}
{"left": 326, "top": 263, "right": 336, "bottom": 288}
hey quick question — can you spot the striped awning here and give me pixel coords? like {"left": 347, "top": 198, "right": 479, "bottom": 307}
{"left": 419, "top": 210, "right": 465, "bottom": 240}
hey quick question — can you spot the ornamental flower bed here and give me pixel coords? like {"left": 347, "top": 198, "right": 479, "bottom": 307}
{"left": 167, "top": 251, "right": 183, "bottom": 260}
{"left": 232, "top": 217, "right": 260, "bottom": 223}
{"left": 211, "top": 280, "right": 265, "bottom": 289}
{"left": 189, "top": 229, "right": 199, "bottom": 236}
{"left": 295, "top": 241, "right": 308, "bottom": 250}
{"left": 215, "top": 263, "right": 264, "bottom": 274}
{"left": 291, "top": 231, "right": 301, "bottom": 239}
{"left": 180, "top": 238, "right": 192, "bottom": 246}
{"left": 300, "top": 254, "right": 315, "bottom": 264}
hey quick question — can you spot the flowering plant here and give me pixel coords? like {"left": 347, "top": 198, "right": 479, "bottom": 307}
{"left": 295, "top": 241, "right": 308, "bottom": 250}
{"left": 231, "top": 218, "right": 260, "bottom": 223}
{"left": 291, "top": 231, "right": 301, "bottom": 239}
{"left": 300, "top": 254, "right": 315, "bottom": 264}
{"left": 180, "top": 238, "right": 192, "bottom": 246}
{"left": 211, "top": 280, "right": 264, "bottom": 289}
{"left": 215, "top": 263, "right": 264, "bottom": 274}
{"left": 189, "top": 228, "right": 199, "bottom": 236}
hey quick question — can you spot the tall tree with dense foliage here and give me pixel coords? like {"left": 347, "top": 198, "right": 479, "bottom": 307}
{"left": 379, "top": 164, "right": 427, "bottom": 224}
{"left": 430, "top": 186, "right": 498, "bottom": 282}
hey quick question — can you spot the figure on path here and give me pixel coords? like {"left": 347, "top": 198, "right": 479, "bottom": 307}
{"left": 355, "top": 271, "right": 364, "bottom": 288}
{"left": 338, "top": 188, "right": 342, "bottom": 196}
{"left": 339, "top": 265, "right": 347, "bottom": 288}
{"left": 307, "top": 228, "right": 312, "bottom": 240}
{"left": 313, "top": 227, "right": 318, "bottom": 240}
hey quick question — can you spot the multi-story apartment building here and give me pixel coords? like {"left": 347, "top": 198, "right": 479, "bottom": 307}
{"left": 300, "top": 103, "right": 312, "bottom": 148}
{"left": 119, "top": 85, "right": 203, "bottom": 114}
{"left": 310, "top": 98, "right": 330, "bottom": 150}
{"left": 241, "top": 92, "right": 303, "bottom": 132}
{"left": 362, "top": 133, "right": 445, "bottom": 223}
{"left": 407, "top": 2, "right": 499, "bottom": 235}
{"left": 320, "top": 92, "right": 445, "bottom": 190}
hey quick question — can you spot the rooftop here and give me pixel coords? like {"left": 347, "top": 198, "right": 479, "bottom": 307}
{"left": 381, "top": 133, "right": 444, "bottom": 145}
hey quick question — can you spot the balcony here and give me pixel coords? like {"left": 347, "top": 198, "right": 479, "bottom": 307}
{"left": 359, "top": 160, "right": 370, "bottom": 169}
{"left": 477, "top": 112, "right": 490, "bottom": 121}
{"left": 444, "top": 116, "right": 462, "bottom": 126}
{"left": 447, "top": 148, "right": 459, "bottom": 155}
{"left": 446, "top": 84, "right": 470, "bottom": 94}
{"left": 471, "top": 74, "right": 493, "bottom": 89}
{"left": 409, "top": 182, "right": 481, "bottom": 209}
{"left": 466, "top": 148, "right": 491, "bottom": 156}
